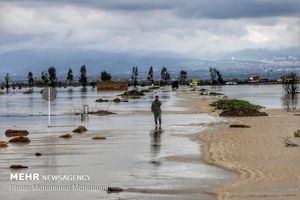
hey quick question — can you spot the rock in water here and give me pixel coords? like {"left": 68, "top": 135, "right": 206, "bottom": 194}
{"left": 92, "top": 136, "right": 106, "bottom": 140}
{"left": 0, "top": 144, "right": 8, "bottom": 148}
{"left": 5, "top": 129, "right": 29, "bottom": 137}
{"left": 0, "top": 141, "right": 8, "bottom": 148}
{"left": 107, "top": 187, "right": 124, "bottom": 193}
{"left": 113, "top": 98, "right": 128, "bottom": 103}
{"left": 95, "top": 98, "right": 109, "bottom": 103}
{"left": 229, "top": 124, "right": 251, "bottom": 128}
{"left": 10, "top": 165, "right": 28, "bottom": 169}
{"left": 73, "top": 126, "right": 88, "bottom": 133}
{"left": 8, "top": 136, "right": 31, "bottom": 143}
{"left": 59, "top": 134, "right": 72, "bottom": 138}
{"left": 199, "top": 88, "right": 208, "bottom": 92}
{"left": 112, "top": 98, "right": 121, "bottom": 103}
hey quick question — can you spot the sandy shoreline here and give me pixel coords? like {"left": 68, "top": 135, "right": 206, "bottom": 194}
{"left": 189, "top": 92, "right": 300, "bottom": 200}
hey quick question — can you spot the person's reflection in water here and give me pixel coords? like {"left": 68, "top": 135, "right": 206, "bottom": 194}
{"left": 150, "top": 130, "right": 162, "bottom": 167}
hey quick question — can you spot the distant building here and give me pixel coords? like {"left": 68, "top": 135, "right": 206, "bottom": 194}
{"left": 249, "top": 75, "right": 260, "bottom": 83}
{"left": 97, "top": 81, "right": 128, "bottom": 91}
{"left": 192, "top": 78, "right": 198, "bottom": 86}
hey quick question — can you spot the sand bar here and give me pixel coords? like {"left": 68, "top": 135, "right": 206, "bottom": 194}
{"left": 196, "top": 96, "right": 300, "bottom": 200}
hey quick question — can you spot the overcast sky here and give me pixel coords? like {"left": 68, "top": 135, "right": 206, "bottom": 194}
{"left": 0, "top": 0, "right": 299, "bottom": 58}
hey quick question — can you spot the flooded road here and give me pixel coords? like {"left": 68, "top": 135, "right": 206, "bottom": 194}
{"left": 0, "top": 87, "right": 236, "bottom": 199}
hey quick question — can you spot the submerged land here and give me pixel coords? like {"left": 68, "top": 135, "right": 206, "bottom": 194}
{"left": 138, "top": 86, "right": 300, "bottom": 199}
{"left": 0, "top": 85, "right": 299, "bottom": 200}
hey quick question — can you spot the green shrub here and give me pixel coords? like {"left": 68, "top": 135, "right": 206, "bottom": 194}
{"left": 294, "top": 130, "right": 300, "bottom": 137}
{"left": 210, "top": 99, "right": 264, "bottom": 111}
{"left": 120, "top": 90, "right": 145, "bottom": 98}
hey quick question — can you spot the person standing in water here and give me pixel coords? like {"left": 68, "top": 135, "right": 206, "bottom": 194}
{"left": 151, "top": 95, "right": 162, "bottom": 129}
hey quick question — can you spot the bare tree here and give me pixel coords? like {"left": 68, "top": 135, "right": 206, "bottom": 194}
{"left": 282, "top": 72, "right": 299, "bottom": 96}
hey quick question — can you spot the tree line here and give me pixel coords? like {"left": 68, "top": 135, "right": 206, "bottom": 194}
{"left": 2, "top": 65, "right": 191, "bottom": 90}
{"left": 2, "top": 65, "right": 298, "bottom": 96}
{"left": 2, "top": 65, "right": 89, "bottom": 90}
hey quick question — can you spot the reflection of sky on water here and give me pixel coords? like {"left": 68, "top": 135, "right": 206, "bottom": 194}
{"left": 0, "top": 87, "right": 236, "bottom": 200}
{"left": 0, "top": 86, "right": 186, "bottom": 117}
{"left": 199, "top": 84, "right": 300, "bottom": 109}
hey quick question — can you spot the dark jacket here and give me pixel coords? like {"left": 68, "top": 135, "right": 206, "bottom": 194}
{"left": 151, "top": 100, "right": 162, "bottom": 113}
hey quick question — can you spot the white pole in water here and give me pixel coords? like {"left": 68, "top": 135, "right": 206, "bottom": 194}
{"left": 48, "top": 87, "right": 51, "bottom": 127}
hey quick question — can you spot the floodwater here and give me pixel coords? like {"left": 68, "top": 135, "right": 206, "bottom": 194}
{"left": 199, "top": 84, "right": 300, "bottom": 110}
{"left": 0, "top": 84, "right": 296, "bottom": 199}
{"left": 0, "top": 86, "right": 236, "bottom": 200}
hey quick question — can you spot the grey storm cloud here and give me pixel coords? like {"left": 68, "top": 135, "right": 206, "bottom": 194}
{"left": 177, "top": 0, "right": 300, "bottom": 19}
{"left": 2, "top": 0, "right": 300, "bottom": 19}
{"left": 0, "top": 0, "right": 299, "bottom": 56}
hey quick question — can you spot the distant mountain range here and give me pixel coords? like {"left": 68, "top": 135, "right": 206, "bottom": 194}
{"left": 223, "top": 47, "right": 300, "bottom": 60}
{"left": 0, "top": 47, "right": 299, "bottom": 81}
{"left": 0, "top": 49, "right": 200, "bottom": 77}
